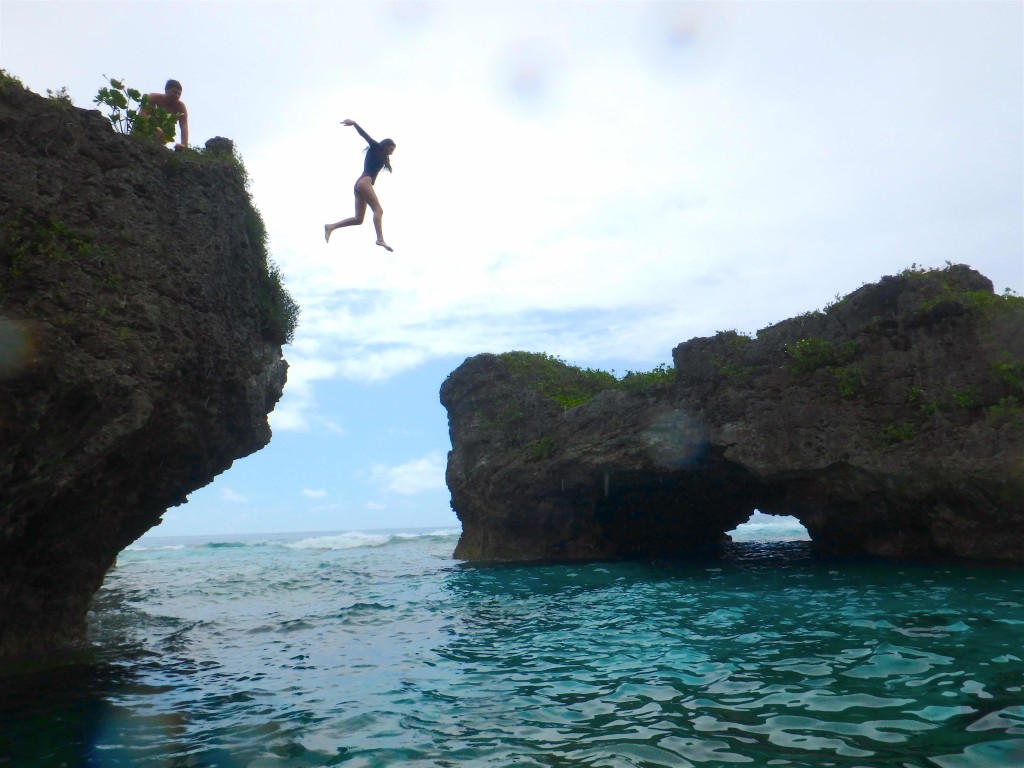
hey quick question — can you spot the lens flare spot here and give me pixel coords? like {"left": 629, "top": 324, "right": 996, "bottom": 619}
{"left": 0, "top": 318, "right": 37, "bottom": 379}
{"left": 642, "top": 409, "right": 709, "bottom": 468}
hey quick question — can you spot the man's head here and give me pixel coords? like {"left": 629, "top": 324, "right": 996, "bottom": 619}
{"left": 164, "top": 79, "right": 183, "bottom": 99}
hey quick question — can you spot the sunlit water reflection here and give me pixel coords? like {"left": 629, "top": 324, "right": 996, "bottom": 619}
{"left": 2, "top": 527, "right": 1022, "bottom": 767}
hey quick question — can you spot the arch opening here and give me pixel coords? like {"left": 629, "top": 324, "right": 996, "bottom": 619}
{"left": 727, "top": 510, "right": 810, "bottom": 543}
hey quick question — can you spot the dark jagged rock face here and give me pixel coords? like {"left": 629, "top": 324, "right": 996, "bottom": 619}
{"left": 0, "top": 83, "right": 287, "bottom": 659}
{"left": 442, "top": 266, "right": 1023, "bottom": 563}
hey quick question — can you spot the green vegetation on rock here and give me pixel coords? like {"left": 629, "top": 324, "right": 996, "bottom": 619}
{"left": 831, "top": 365, "right": 864, "bottom": 398}
{"left": 898, "top": 263, "right": 1024, "bottom": 320}
{"left": 259, "top": 257, "right": 299, "bottom": 346}
{"left": 0, "top": 69, "right": 24, "bottom": 92}
{"left": 785, "top": 338, "right": 857, "bottom": 374}
{"left": 620, "top": 363, "right": 675, "bottom": 391}
{"left": 497, "top": 352, "right": 674, "bottom": 409}
{"left": 1, "top": 212, "right": 112, "bottom": 287}
{"left": 94, "top": 75, "right": 177, "bottom": 141}
{"left": 227, "top": 189, "right": 298, "bottom": 346}
{"left": 192, "top": 138, "right": 299, "bottom": 346}
{"left": 46, "top": 87, "right": 73, "bottom": 109}
{"left": 716, "top": 361, "right": 750, "bottom": 383}
{"left": 1, "top": 71, "right": 299, "bottom": 347}
{"left": 784, "top": 337, "right": 836, "bottom": 374}
{"left": 994, "top": 356, "right": 1024, "bottom": 395}
{"left": 525, "top": 436, "right": 557, "bottom": 461}
{"left": 988, "top": 397, "right": 1024, "bottom": 422}
{"left": 879, "top": 423, "right": 916, "bottom": 445}
{"left": 784, "top": 338, "right": 862, "bottom": 398}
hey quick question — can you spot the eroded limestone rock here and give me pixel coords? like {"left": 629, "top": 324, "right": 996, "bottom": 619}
{"left": 0, "top": 81, "right": 288, "bottom": 659}
{"left": 442, "top": 266, "right": 1023, "bottom": 563}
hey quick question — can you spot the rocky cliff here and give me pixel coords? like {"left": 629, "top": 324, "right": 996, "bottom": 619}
{"left": 0, "top": 78, "right": 292, "bottom": 660}
{"left": 443, "top": 266, "right": 1023, "bottom": 563}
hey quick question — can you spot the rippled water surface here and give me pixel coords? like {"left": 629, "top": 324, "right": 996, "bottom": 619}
{"left": 2, "top": 526, "right": 1023, "bottom": 767}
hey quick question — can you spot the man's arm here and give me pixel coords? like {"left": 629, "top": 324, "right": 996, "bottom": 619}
{"left": 177, "top": 103, "right": 189, "bottom": 148}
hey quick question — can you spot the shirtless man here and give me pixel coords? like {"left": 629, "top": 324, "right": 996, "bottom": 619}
{"left": 142, "top": 79, "right": 189, "bottom": 149}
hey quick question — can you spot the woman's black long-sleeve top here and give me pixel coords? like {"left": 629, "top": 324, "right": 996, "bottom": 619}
{"left": 353, "top": 123, "right": 389, "bottom": 184}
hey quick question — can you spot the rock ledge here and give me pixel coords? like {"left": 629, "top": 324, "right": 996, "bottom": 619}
{"left": 1, "top": 80, "right": 289, "bottom": 659}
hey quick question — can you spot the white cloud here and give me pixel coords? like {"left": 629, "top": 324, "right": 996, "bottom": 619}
{"left": 268, "top": 403, "right": 309, "bottom": 433}
{"left": 369, "top": 452, "right": 447, "bottom": 496}
{"left": 268, "top": 355, "right": 341, "bottom": 432}
{"left": 246, "top": 0, "right": 1021, "bottom": 409}
{"left": 220, "top": 488, "right": 248, "bottom": 504}
{"left": 336, "top": 347, "right": 429, "bottom": 382}
{"left": 319, "top": 418, "right": 347, "bottom": 436}
{"left": 4, "top": 0, "right": 1019, "bottom": 538}
{"left": 302, "top": 489, "right": 328, "bottom": 499}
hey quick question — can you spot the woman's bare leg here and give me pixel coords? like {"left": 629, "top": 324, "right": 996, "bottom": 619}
{"left": 325, "top": 187, "right": 368, "bottom": 242}
{"left": 358, "top": 178, "right": 392, "bottom": 251}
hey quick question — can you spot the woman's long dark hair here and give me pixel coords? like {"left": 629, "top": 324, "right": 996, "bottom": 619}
{"left": 366, "top": 139, "right": 396, "bottom": 173}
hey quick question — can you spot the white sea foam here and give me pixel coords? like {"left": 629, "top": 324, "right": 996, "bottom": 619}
{"left": 393, "top": 529, "right": 462, "bottom": 540}
{"left": 124, "top": 543, "right": 186, "bottom": 552}
{"left": 131, "top": 527, "right": 462, "bottom": 553}
{"left": 283, "top": 529, "right": 461, "bottom": 551}
{"left": 285, "top": 532, "right": 393, "bottom": 550}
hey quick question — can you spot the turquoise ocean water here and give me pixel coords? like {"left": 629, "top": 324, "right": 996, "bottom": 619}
{"left": 2, "top": 516, "right": 1023, "bottom": 767}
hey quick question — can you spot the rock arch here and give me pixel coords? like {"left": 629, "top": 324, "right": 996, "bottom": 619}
{"left": 442, "top": 267, "right": 1024, "bottom": 563}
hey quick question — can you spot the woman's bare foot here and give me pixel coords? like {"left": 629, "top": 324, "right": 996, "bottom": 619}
{"left": 376, "top": 240, "right": 393, "bottom": 252}
{"left": 324, "top": 224, "right": 332, "bottom": 243}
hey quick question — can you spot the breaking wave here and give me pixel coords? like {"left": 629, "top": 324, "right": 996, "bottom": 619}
{"left": 127, "top": 528, "right": 462, "bottom": 553}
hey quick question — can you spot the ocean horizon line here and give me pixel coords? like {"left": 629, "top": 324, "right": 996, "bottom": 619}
{"left": 133, "top": 512, "right": 809, "bottom": 550}
{"left": 131, "top": 525, "right": 464, "bottom": 551}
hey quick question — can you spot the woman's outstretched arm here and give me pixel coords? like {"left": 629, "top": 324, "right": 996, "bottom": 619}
{"left": 341, "top": 119, "right": 375, "bottom": 145}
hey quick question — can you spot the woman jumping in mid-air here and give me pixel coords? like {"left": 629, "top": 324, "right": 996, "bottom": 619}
{"left": 325, "top": 119, "right": 397, "bottom": 251}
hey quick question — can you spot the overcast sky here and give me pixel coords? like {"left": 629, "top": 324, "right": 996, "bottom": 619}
{"left": 3, "top": 0, "right": 1022, "bottom": 537}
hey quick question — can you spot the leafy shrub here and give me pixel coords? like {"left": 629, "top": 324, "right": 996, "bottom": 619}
{"left": 898, "top": 262, "right": 929, "bottom": 277}
{"left": 620, "top": 363, "right": 675, "bottom": 390}
{"left": 785, "top": 337, "right": 836, "bottom": 373}
{"left": 2, "top": 213, "right": 105, "bottom": 279}
{"left": 525, "top": 436, "right": 557, "bottom": 462}
{"left": 716, "top": 360, "right": 750, "bottom": 383}
{"left": 879, "top": 423, "right": 916, "bottom": 445}
{"left": 907, "top": 264, "right": 1024, "bottom": 321}
{"left": 832, "top": 365, "right": 863, "bottom": 398}
{"left": 46, "top": 86, "right": 73, "bottom": 109}
{"left": 257, "top": 257, "right": 299, "bottom": 346}
{"left": 204, "top": 142, "right": 299, "bottom": 347}
{"left": 994, "top": 357, "right": 1024, "bottom": 395}
{"left": 497, "top": 352, "right": 673, "bottom": 409}
{"left": 785, "top": 338, "right": 861, "bottom": 395}
{"left": 988, "top": 397, "right": 1023, "bottom": 421}
{"left": 961, "top": 289, "right": 1024, "bottom": 316}
{"left": 94, "top": 76, "right": 177, "bottom": 141}
{"left": 952, "top": 387, "right": 980, "bottom": 411}
{"left": 498, "top": 352, "right": 615, "bottom": 408}
{"left": 481, "top": 406, "right": 524, "bottom": 435}
{"left": 721, "top": 330, "right": 753, "bottom": 349}
{"left": 0, "top": 69, "right": 24, "bottom": 91}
